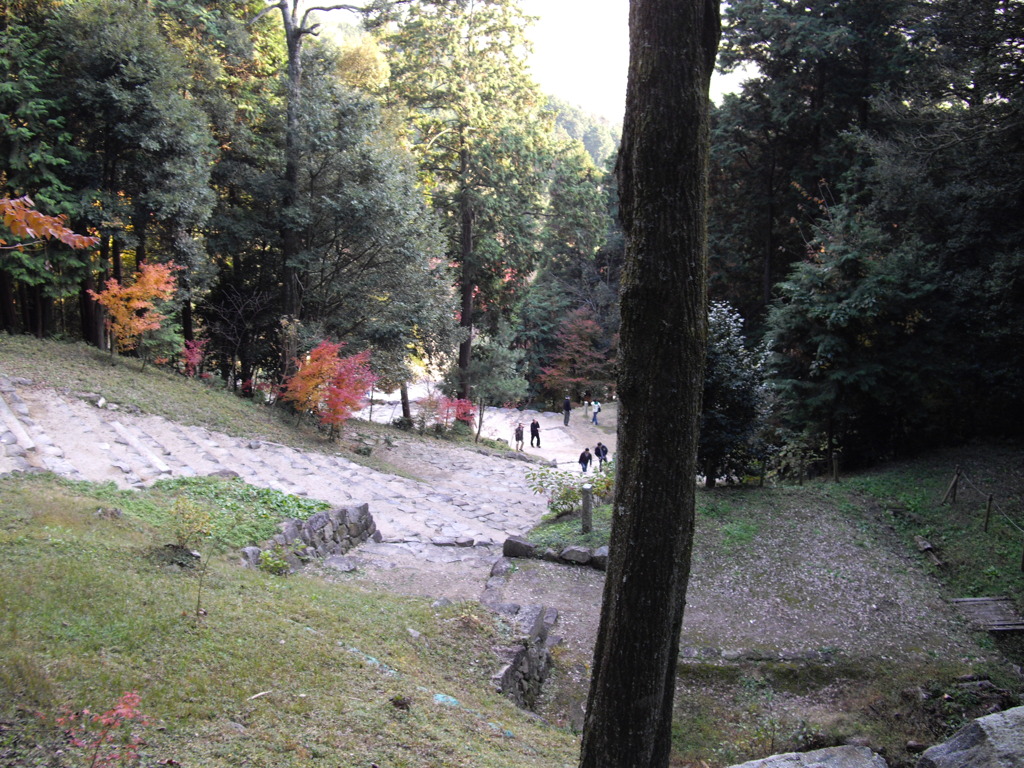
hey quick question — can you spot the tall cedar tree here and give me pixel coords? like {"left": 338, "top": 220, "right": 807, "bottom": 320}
{"left": 579, "top": 0, "right": 719, "bottom": 765}
{"left": 368, "top": 0, "right": 551, "bottom": 400}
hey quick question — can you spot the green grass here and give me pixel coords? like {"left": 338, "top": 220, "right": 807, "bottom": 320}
{"left": 0, "top": 472, "right": 579, "bottom": 767}
{"left": 527, "top": 505, "right": 613, "bottom": 551}
{"left": 845, "top": 454, "right": 1024, "bottom": 608}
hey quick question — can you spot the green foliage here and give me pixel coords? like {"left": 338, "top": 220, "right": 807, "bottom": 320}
{"left": 699, "top": 300, "right": 768, "bottom": 485}
{"left": 528, "top": 504, "right": 613, "bottom": 551}
{"left": 526, "top": 464, "right": 614, "bottom": 519}
{"left": 170, "top": 495, "right": 212, "bottom": 550}
{"left": 370, "top": 0, "right": 554, "bottom": 393}
{"left": 257, "top": 544, "right": 292, "bottom": 576}
{"left": 151, "top": 476, "right": 331, "bottom": 548}
{"left": 766, "top": 199, "right": 940, "bottom": 466}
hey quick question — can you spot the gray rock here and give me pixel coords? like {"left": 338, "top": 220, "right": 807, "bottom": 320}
{"left": 728, "top": 745, "right": 888, "bottom": 768}
{"left": 431, "top": 537, "right": 458, "bottom": 547}
{"left": 917, "top": 705, "right": 1024, "bottom": 768}
{"left": 454, "top": 536, "right": 475, "bottom": 547}
{"left": 240, "top": 547, "right": 262, "bottom": 568}
{"left": 591, "top": 545, "right": 609, "bottom": 570}
{"left": 560, "top": 545, "right": 592, "bottom": 565}
{"left": 490, "top": 558, "right": 515, "bottom": 577}
{"left": 432, "top": 597, "right": 453, "bottom": 609}
{"left": 503, "top": 536, "right": 536, "bottom": 559}
{"left": 323, "top": 555, "right": 358, "bottom": 572}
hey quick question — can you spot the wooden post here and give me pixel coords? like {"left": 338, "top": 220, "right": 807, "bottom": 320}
{"left": 581, "top": 483, "right": 593, "bottom": 534}
{"left": 940, "top": 465, "right": 961, "bottom": 505}
{"left": 984, "top": 495, "right": 993, "bottom": 532}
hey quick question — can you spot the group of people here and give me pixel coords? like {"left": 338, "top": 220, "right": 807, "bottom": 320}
{"left": 512, "top": 412, "right": 611, "bottom": 474}
{"left": 578, "top": 442, "right": 609, "bottom": 473}
{"left": 515, "top": 395, "right": 612, "bottom": 473}
{"left": 562, "top": 396, "right": 603, "bottom": 426}
{"left": 513, "top": 418, "right": 542, "bottom": 451}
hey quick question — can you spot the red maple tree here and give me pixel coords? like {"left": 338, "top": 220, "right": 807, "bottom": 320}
{"left": 281, "top": 341, "right": 376, "bottom": 433}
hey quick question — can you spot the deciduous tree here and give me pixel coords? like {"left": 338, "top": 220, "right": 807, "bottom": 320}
{"left": 88, "top": 262, "right": 179, "bottom": 363}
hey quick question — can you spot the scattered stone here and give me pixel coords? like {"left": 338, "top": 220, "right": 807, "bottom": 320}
{"left": 541, "top": 547, "right": 561, "bottom": 562}
{"left": 431, "top": 536, "right": 457, "bottom": 547}
{"left": 727, "top": 745, "right": 888, "bottom": 768}
{"left": 559, "top": 545, "right": 592, "bottom": 565}
{"left": 240, "top": 547, "right": 262, "bottom": 568}
{"left": 208, "top": 469, "right": 240, "bottom": 478}
{"left": 905, "top": 741, "right": 928, "bottom": 754}
{"left": 503, "top": 536, "right": 536, "bottom": 559}
{"left": 432, "top": 597, "right": 453, "bottom": 609}
{"left": 94, "top": 507, "right": 123, "bottom": 520}
{"left": 454, "top": 536, "right": 474, "bottom": 547}
{"left": 407, "top": 627, "right": 421, "bottom": 640}
{"left": 591, "top": 545, "right": 609, "bottom": 570}
{"left": 916, "top": 705, "right": 1024, "bottom": 768}
{"left": 490, "top": 558, "right": 515, "bottom": 578}
{"left": 323, "top": 555, "right": 358, "bottom": 573}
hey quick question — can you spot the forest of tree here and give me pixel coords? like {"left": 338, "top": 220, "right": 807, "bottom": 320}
{"left": 1, "top": 0, "right": 1021, "bottom": 472}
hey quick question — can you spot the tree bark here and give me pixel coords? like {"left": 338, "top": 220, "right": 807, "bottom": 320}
{"left": 578, "top": 1, "right": 719, "bottom": 766}
{"left": 0, "top": 269, "right": 17, "bottom": 334}
{"left": 457, "top": 167, "right": 475, "bottom": 400}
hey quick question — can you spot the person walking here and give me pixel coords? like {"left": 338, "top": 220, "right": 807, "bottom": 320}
{"left": 591, "top": 399, "right": 601, "bottom": 425}
{"left": 595, "top": 441, "right": 608, "bottom": 470}
{"left": 514, "top": 422, "right": 525, "bottom": 451}
{"left": 530, "top": 418, "right": 541, "bottom": 448}
{"left": 563, "top": 395, "right": 572, "bottom": 426}
{"left": 579, "top": 447, "right": 592, "bottom": 473}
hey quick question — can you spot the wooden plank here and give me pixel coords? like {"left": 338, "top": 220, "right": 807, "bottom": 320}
{"left": 952, "top": 597, "right": 1024, "bottom": 632}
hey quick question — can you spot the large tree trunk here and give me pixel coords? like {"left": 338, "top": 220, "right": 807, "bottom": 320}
{"left": 456, "top": 175, "right": 475, "bottom": 400}
{"left": 0, "top": 270, "right": 17, "bottom": 334}
{"left": 578, "top": 1, "right": 719, "bottom": 766}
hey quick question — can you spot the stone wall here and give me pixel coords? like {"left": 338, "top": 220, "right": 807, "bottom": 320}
{"left": 240, "top": 503, "right": 379, "bottom": 572}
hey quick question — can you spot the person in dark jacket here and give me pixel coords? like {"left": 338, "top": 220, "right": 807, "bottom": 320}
{"left": 579, "top": 447, "right": 592, "bottom": 473}
{"left": 514, "top": 423, "right": 524, "bottom": 451}
{"left": 563, "top": 396, "right": 572, "bottom": 426}
{"left": 594, "top": 441, "right": 609, "bottom": 470}
{"left": 530, "top": 418, "right": 541, "bottom": 447}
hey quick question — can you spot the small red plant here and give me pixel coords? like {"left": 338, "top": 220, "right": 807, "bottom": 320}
{"left": 180, "top": 338, "right": 207, "bottom": 377}
{"left": 437, "top": 396, "right": 476, "bottom": 428}
{"left": 55, "top": 691, "right": 148, "bottom": 768}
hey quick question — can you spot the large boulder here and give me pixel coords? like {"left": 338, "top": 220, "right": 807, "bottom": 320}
{"left": 729, "top": 746, "right": 888, "bottom": 768}
{"left": 917, "top": 706, "right": 1024, "bottom": 768}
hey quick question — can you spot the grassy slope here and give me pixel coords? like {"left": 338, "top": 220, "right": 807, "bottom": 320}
{"left": 0, "top": 338, "right": 578, "bottom": 766}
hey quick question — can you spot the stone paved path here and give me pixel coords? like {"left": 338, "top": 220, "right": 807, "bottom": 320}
{"left": 0, "top": 375, "right": 574, "bottom": 566}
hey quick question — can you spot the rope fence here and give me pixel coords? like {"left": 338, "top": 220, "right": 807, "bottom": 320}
{"left": 940, "top": 465, "right": 1024, "bottom": 571}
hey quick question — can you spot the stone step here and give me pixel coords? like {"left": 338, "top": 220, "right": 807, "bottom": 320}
{"left": 0, "top": 378, "right": 548, "bottom": 552}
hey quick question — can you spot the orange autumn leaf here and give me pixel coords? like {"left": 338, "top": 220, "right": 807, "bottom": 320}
{"left": 88, "top": 262, "right": 178, "bottom": 353}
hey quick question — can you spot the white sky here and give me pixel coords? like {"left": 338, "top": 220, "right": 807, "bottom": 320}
{"left": 520, "top": 0, "right": 745, "bottom": 124}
